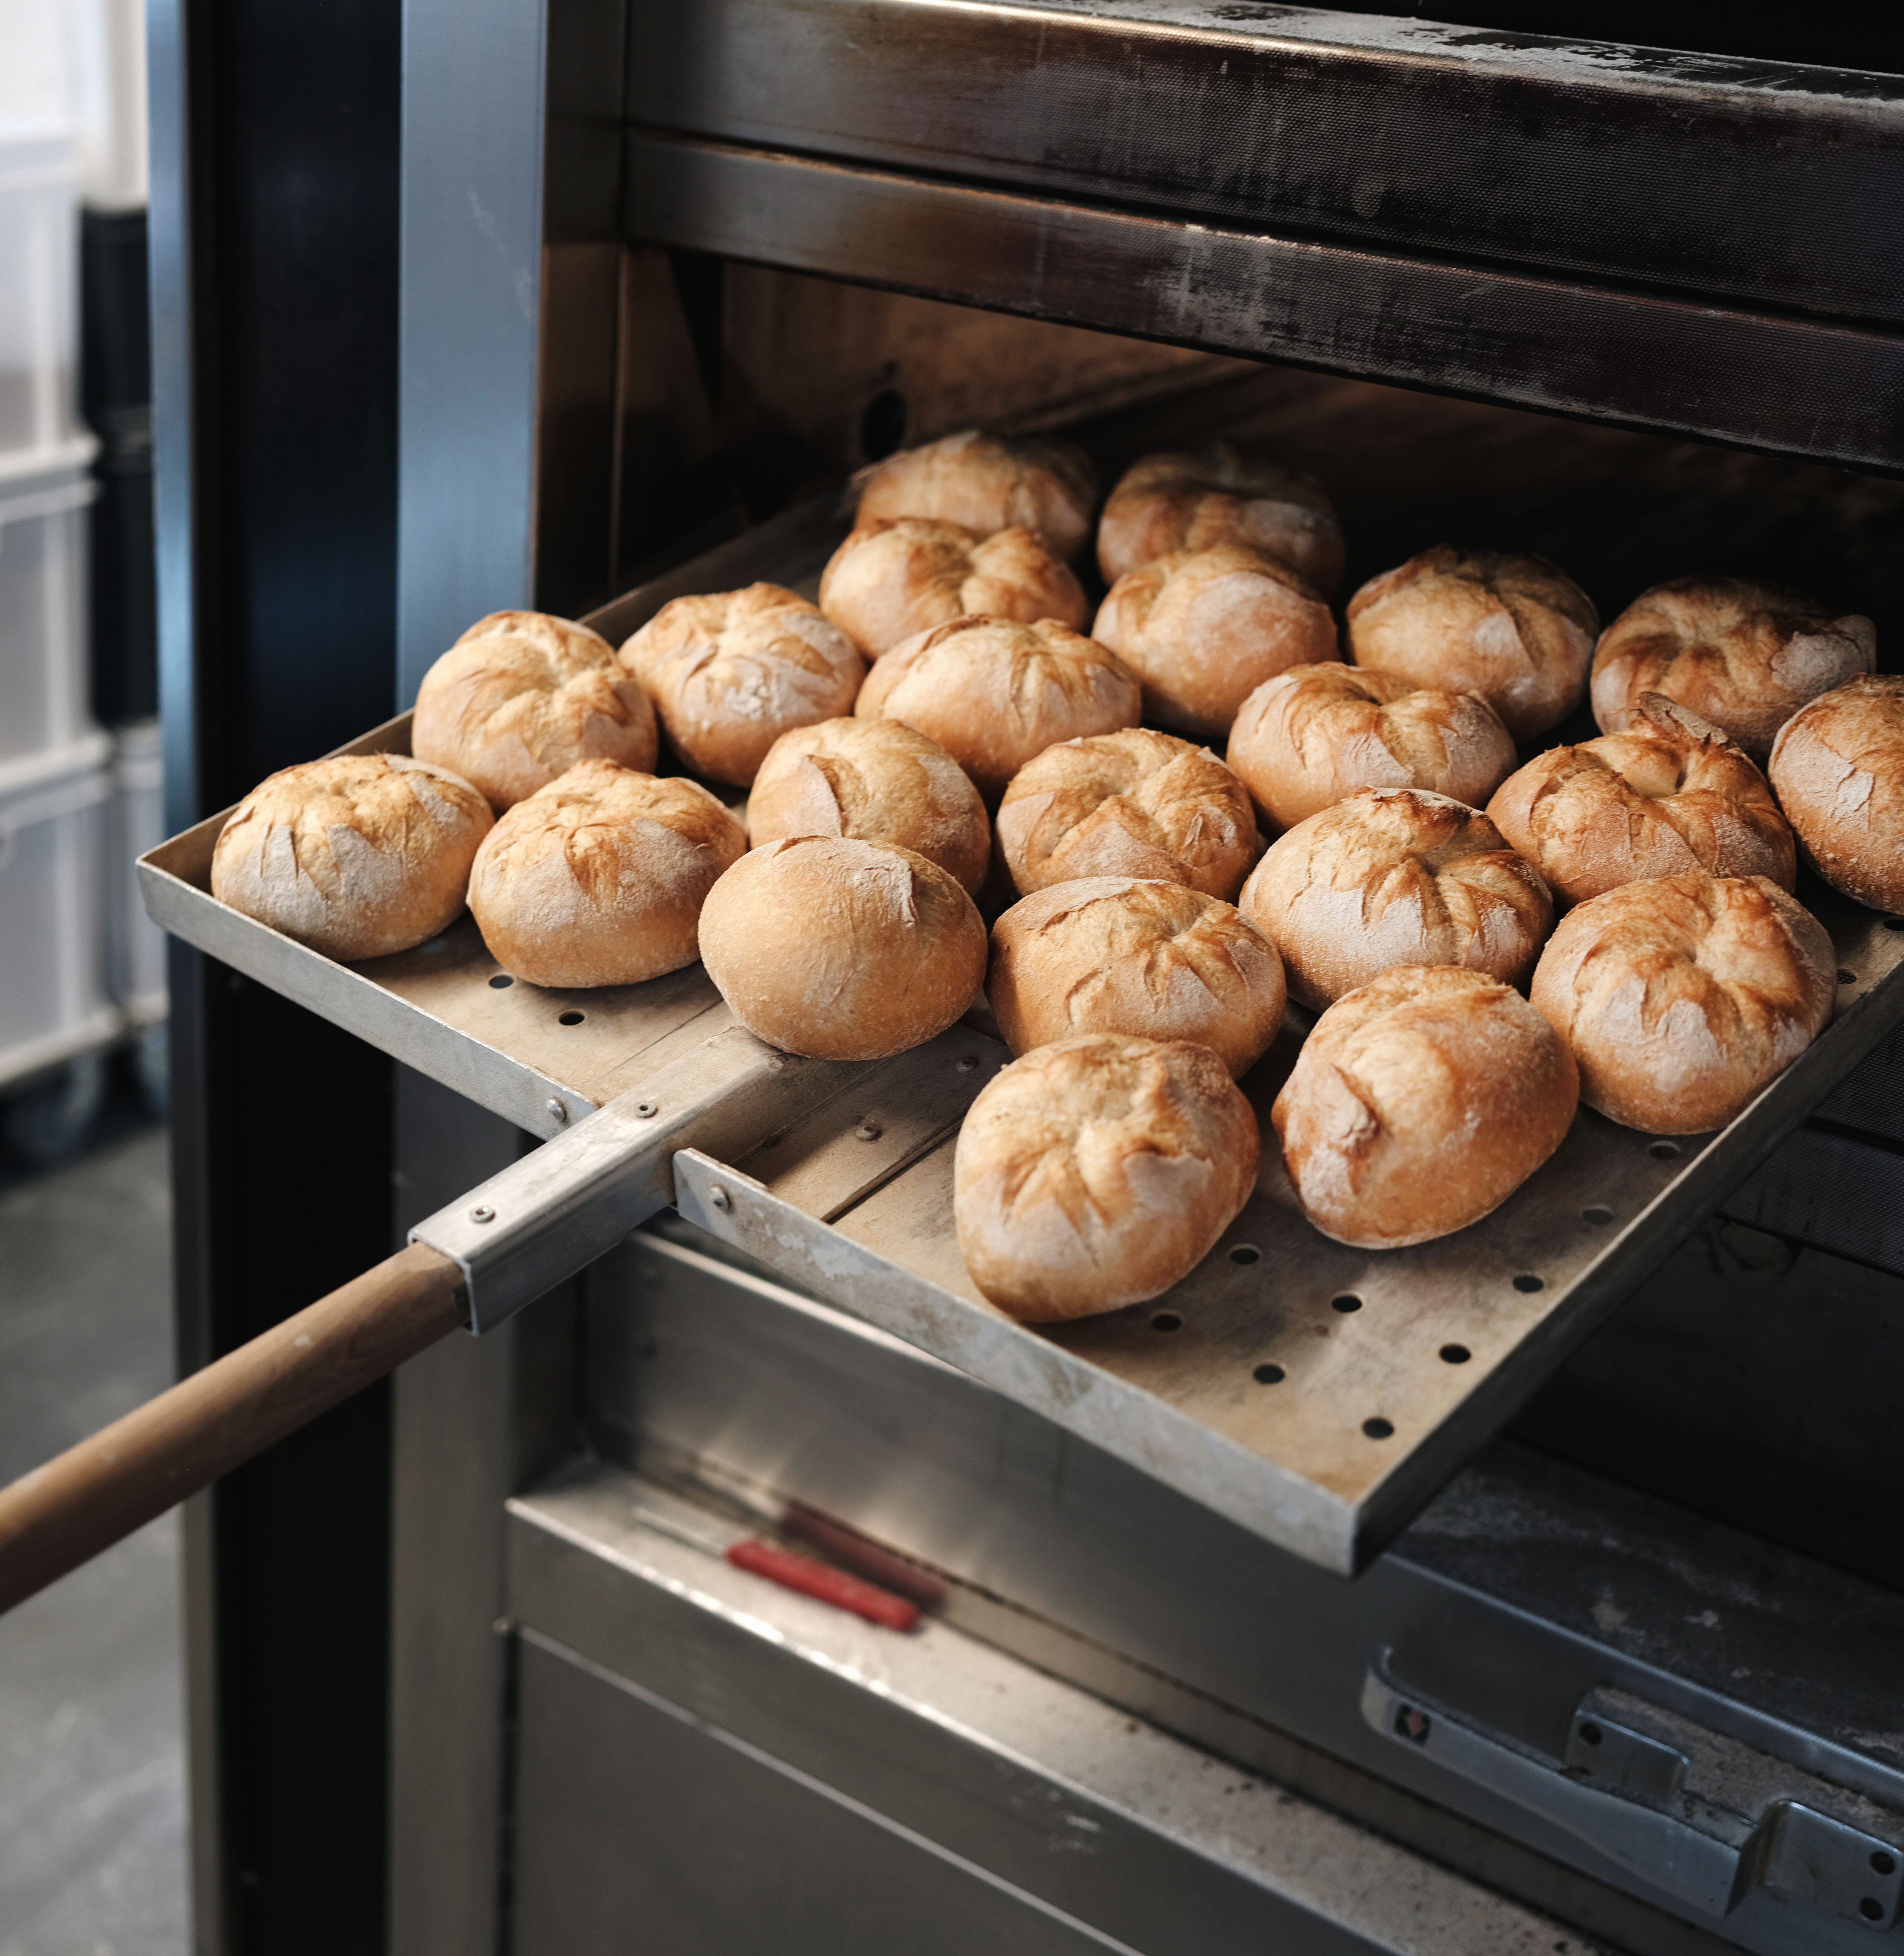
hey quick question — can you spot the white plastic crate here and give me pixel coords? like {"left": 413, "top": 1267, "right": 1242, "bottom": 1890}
{"left": 106, "top": 717, "right": 165, "bottom": 1023}
{"left": 0, "top": 734, "right": 119, "bottom": 1092}
{"left": 0, "top": 442, "right": 97, "bottom": 764}
{"left": 0, "top": 122, "right": 79, "bottom": 456}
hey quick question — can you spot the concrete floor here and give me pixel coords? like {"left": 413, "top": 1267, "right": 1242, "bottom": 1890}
{"left": 0, "top": 1126, "right": 188, "bottom": 1955}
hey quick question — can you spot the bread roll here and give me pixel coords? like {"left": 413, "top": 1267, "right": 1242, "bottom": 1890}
{"left": 856, "top": 429, "right": 1098, "bottom": 561}
{"left": 1227, "top": 662, "right": 1517, "bottom": 831}
{"left": 954, "top": 1034, "right": 1259, "bottom": 1320}
{"left": 1591, "top": 577, "right": 1875, "bottom": 761}
{"left": 748, "top": 716, "right": 991, "bottom": 896}
{"left": 1347, "top": 548, "right": 1598, "bottom": 741}
{"left": 1768, "top": 674, "right": 1904, "bottom": 912}
{"left": 619, "top": 584, "right": 864, "bottom": 788}
{"left": 1529, "top": 873, "right": 1834, "bottom": 1134}
{"left": 412, "top": 610, "right": 658, "bottom": 810}
{"left": 1488, "top": 694, "right": 1794, "bottom": 909}
{"left": 1091, "top": 545, "right": 1337, "bottom": 739}
{"left": 1273, "top": 966, "right": 1577, "bottom": 1249}
{"left": 819, "top": 518, "right": 1086, "bottom": 660}
{"left": 1238, "top": 787, "right": 1553, "bottom": 1010}
{"left": 466, "top": 760, "right": 746, "bottom": 988}
{"left": 211, "top": 752, "right": 493, "bottom": 961}
{"left": 698, "top": 836, "right": 986, "bottom": 1060}
{"left": 855, "top": 616, "right": 1142, "bottom": 800}
{"left": 1097, "top": 443, "right": 1345, "bottom": 596}
{"left": 990, "top": 879, "right": 1286, "bottom": 1078}
{"left": 995, "top": 727, "right": 1257, "bottom": 899}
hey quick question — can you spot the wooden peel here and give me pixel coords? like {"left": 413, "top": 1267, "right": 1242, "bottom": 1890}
{"left": 0, "top": 1242, "right": 466, "bottom": 1616}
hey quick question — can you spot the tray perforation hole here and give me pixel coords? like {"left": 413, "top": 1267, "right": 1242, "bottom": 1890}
{"left": 1330, "top": 1293, "right": 1361, "bottom": 1314}
{"left": 1439, "top": 1343, "right": 1471, "bottom": 1364}
{"left": 1872, "top": 1850, "right": 1897, "bottom": 1877}
{"left": 558, "top": 1010, "right": 585, "bottom": 1026}
{"left": 1229, "top": 1244, "right": 1260, "bottom": 1265}
{"left": 1582, "top": 1205, "right": 1613, "bottom": 1225}
{"left": 1253, "top": 1362, "right": 1285, "bottom": 1384}
{"left": 1151, "top": 1310, "right": 1182, "bottom": 1332}
{"left": 1839, "top": 968, "right": 1858, "bottom": 985}
{"left": 1363, "top": 1417, "right": 1394, "bottom": 1440}
{"left": 1512, "top": 1273, "right": 1544, "bottom": 1293}
{"left": 489, "top": 974, "right": 513, "bottom": 989}
{"left": 1648, "top": 1141, "right": 1680, "bottom": 1160}
{"left": 1885, "top": 917, "right": 1904, "bottom": 932}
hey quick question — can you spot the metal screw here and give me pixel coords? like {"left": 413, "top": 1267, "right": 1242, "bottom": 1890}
{"left": 855, "top": 1120, "right": 883, "bottom": 1142}
{"left": 469, "top": 1204, "right": 496, "bottom": 1224}
{"left": 634, "top": 1099, "right": 658, "bottom": 1118}
{"left": 709, "top": 1186, "right": 731, "bottom": 1212}
{"left": 545, "top": 1098, "right": 568, "bottom": 1124}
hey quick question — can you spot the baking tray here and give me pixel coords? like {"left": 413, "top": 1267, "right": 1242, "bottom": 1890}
{"left": 138, "top": 499, "right": 1904, "bottom": 1575}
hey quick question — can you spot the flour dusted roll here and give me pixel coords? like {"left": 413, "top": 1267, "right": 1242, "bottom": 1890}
{"left": 856, "top": 429, "right": 1099, "bottom": 561}
{"left": 995, "top": 727, "right": 1257, "bottom": 900}
{"left": 855, "top": 616, "right": 1141, "bottom": 800}
{"left": 747, "top": 716, "right": 991, "bottom": 896}
{"left": 1238, "top": 787, "right": 1553, "bottom": 1010}
{"left": 1592, "top": 578, "right": 1875, "bottom": 762}
{"left": 989, "top": 879, "right": 1285, "bottom": 1078}
{"left": 954, "top": 1034, "right": 1259, "bottom": 1320}
{"left": 1273, "top": 966, "right": 1578, "bottom": 1249}
{"left": 412, "top": 610, "right": 658, "bottom": 809}
{"left": 619, "top": 584, "right": 864, "bottom": 787}
{"left": 1226, "top": 662, "right": 1517, "bottom": 831}
{"left": 1091, "top": 545, "right": 1338, "bottom": 739}
{"left": 1529, "top": 873, "right": 1834, "bottom": 1134}
{"left": 698, "top": 836, "right": 986, "bottom": 1060}
{"left": 818, "top": 518, "right": 1086, "bottom": 660}
{"left": 1347, "top": 548, "right": 1598, "bottom": 741}
{"left": 211, "top": 752, "right": 493, "bottom": 961}
{"left": 1488, "top": 694, "right": 1794, "bottom": 908}
{"left": 1769, "top": 674, "right": 1904, "bottom": 912}
{"left": 466, "top": 760, "right": 746, "bottom": 988}
{"left": 1097, "top": 443, "right": 1345, "bottom": 596}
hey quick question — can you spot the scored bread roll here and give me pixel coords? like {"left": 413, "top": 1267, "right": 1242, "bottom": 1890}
{"left": 1529, "top": 872, "right": 1834, "bottom": 1134}
{"left": 1273, "top": 966, "right": 1578, "bottom": 1249}
{"left": 747, "top": 716, "right": 991, "bottom": 896}
{"left": 818, "top": 518, "right": 1086, "bottom": 660}
{"left": 856, "top": 429, "right": 1099, "bottom": 561}
{"left": 211, "top": 752, "right": 493, "bottom": 961}
{"left": 412, "top": 610, "right": 658, "bottom": 810}
{"left": 1488, "top": 694, "right": 1794, "bottom": 908}
{"left": 855, "top": 616, "right": 1141, "bottom": 800}
{"left": 1591, "top": 577, "right": 1875, "bottom": 762}
{"left": 1238, "top": 787, "right": 1554, "bottom": 1010}
{"left": 1091, "top": 544, "right": 1338, "bottom": 738}
{"left": 1769, "top": 674, "right": 1904, "bottom": 912}
{"left": 954, "top": 1034, "right": 1260, "bottom": 1320}
{"left": 619, "top": 584, "right": 864, "bottom": 788}
{"left": 996, "top": 727, "right": 1257, "bottom": 900}
{"left": 1097, "top": 443, "right": 1345, "bottom": 596}
{"left": 466, "top": 760, "right": 746, "bottom": 989}
{"left": 698, "top": 836, "right": 986, "bottom": 1061}
{"left": 1347, "top": 548, "right": 1598, "bottom": 741}
{"left": 1227, "top": 662, "right": 1517, "bottom": 832}
{"left": 989, "top": 879, "right": 1286, "bottom": 1078}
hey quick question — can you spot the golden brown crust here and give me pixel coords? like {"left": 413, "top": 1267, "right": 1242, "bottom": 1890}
{"left": 995, "top": 726, "right": 1257, "bottom": 900}
{"left": 1347, "top": 548, "right": 1598, "bottom": 741}
{"left": 1226, "top": 661, "right": 1517, "bottom": 832}
{"left": 856, "top": 430, "right": 1099, "bottom": 561}
{"left": 465, "top": 760, "right": 746, "bottom": 989}
{"left": 1591, "top": 577, "right": 1875, "bottom": 762}
{"left": 818, "top": 518, "right": 1086, "bottom": 660}
{"left": 1272, "top": 966, "right": 1578, "bottom": 1249}
{"left": 1096, "top": 443, "right": 1345, "bottom": 595}
{"left": 618, "top": 584, "right": 865, "bottom": 788}
{"left": 697, "top": 836, "right": 987, "bottom": 1061}
{"left": 211, "top": 752, "right": 493, "bottom": 961}
{"left": 954, "top": 1034, "right": 1260, "bottom": 1320}
{"left": 747, "top": 717, "right": 991, "bottom": 896}
{"left": 1488, "top": 694, "right": 1795, "bottom": 908}
{"left": 1237, "top": 787, "right": 1554, "bottom": 1010}
{"left": 1768, "top": 674, "right": 1904, "bottom": 912}
{"left": 989, "top": 879, "right": 1286, "bottom": 1079}
{"left": 412, "top": 610, "right": 658, "bottom": 810}
{"left": 854, "top": 616, "right": 1142, "bottom": 801}
{"left": 1528, "top": 872, "right": 1834, "bottom": 1134}
{"left": 1090, "top": 544, "right": 1338, "bottom": 738}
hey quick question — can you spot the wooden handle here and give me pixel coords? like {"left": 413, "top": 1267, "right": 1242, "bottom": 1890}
{"left": 0, "top": 1242, "right": 466, "bottom": 1617}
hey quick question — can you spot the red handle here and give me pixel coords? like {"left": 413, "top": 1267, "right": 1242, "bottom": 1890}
{"left": 725, "top": 1538, "right": 919, "bottom": 1631}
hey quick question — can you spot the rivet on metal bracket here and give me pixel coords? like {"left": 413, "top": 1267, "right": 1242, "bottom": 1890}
{"left": 469, "top": 1205, "right": 496, "bottom": 1224}
{"left": 855, "top": 1120, "right": 883, "bottom": 1142}
{"left": 710, "top": 1186, "right": 732, "bottom": 1212}
{"left": 545, "top": 1098, "right": 568, "bottom": 1124}
{"left": 635, "top": 1100, "right": 659, "bottom": 1118}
